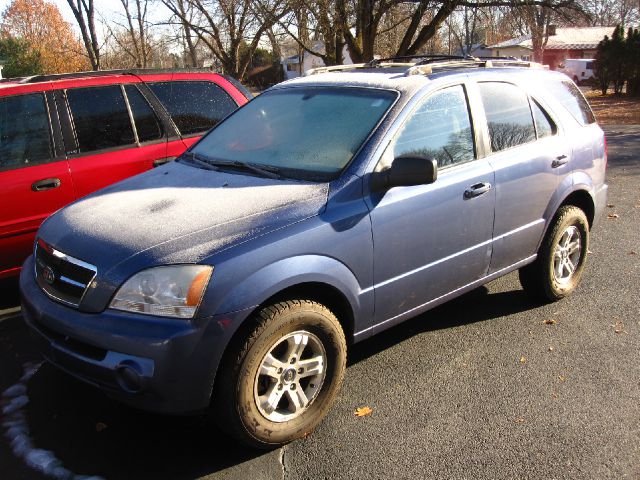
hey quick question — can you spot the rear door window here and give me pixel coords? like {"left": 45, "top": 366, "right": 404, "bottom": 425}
{"left": 148, "top": 81, "right": 237, "bottom": 136}
{"left": 479, "top": 82, "right": 536, "bottom": 152}
{"left": 0, "top": 93, "right": 52, "bottom": 171}
{"left": 124, "top": 85, "right": 164, "bottom": 143}
{"left": 67, "top": 85, "right": 135, "bottom": 153}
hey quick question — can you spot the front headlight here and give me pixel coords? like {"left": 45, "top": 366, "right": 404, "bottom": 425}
{"left": 110, "top": 265, "right": 213, "bottom": 319}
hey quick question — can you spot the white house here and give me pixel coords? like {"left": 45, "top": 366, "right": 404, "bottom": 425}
{"left": 489, "top": 26, "right": 615, "bottom": 69}
{"left": 281, "top": 41, "right": 353, "bottom": 79}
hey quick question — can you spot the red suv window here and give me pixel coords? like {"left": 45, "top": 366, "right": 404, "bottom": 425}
{"left": 67, "top": 85, "right": 136, "bottom": 153}
{"left": 124, "top": 84, "right": 164, "bottom": 143}
{"left": 148, "top": 81, "right": 238, "bottom": 136}
{"left": 0, "top": 93, "right": 53, "bottom": 171}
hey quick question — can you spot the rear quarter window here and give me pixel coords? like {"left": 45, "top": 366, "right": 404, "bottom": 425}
{"left": 546, "top": 79, "right": 596, "bottom": 125}
{"left": 148, "top": 81, "right": 238, "bottom": 136}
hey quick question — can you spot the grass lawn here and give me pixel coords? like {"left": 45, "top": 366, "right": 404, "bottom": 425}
{"left": 583, "top": 89, "right": 640, "bottom": 125}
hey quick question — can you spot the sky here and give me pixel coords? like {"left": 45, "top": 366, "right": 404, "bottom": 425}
{"left": 0, "top": 0, "right": 169, "bottom": 32}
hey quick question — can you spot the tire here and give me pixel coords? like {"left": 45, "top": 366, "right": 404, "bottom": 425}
{"left": 519, "top": 205, "right": 589, "bottom": 302}
{"left": 212, "top": 300, "right": 347, "bottom": 449}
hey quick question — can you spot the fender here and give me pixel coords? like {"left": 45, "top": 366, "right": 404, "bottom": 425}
{"left": 217, "top": 254, "right": 370, "bottom": 331}
{"left": 538, "top": 171, "right": 595, "bottom": 250}
{"left": 198, "top": 255, "right": 373, "bottom": 400}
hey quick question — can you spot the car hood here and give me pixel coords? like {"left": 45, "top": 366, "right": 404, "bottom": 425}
{"left": 39, "top": 161, "right": 329, "bottom": 277}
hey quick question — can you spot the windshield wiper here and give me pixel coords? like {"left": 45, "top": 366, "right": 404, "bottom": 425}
{"left": 181, "top": 152, "right": 284, "bottom": 179}
{"left": 179, "top": 152, "right": 220, "bottom": 171}
{"left": 204, "top": 159, "right": 284, "bottom": 179}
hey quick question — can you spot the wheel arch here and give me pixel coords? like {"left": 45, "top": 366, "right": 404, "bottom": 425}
{"left": 559, "top": 189, "right": 595, "bottom": 228}
{"left": 206, "top": 255, "right": 365, "bottom": 405}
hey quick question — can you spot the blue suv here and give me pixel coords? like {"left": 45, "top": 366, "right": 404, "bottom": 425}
{"left": 20, "top": 57, "right": 608, "bottom": 448}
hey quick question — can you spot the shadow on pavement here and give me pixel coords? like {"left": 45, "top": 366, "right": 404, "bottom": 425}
{"left": 14, "top": 283, "right": 539, "bottom": 479}
{"left": 26, "top": 364, "right": 269, "bottom": 480}
{"left": 0, "top": 278, "right": 20, "bottom": 310}
{"left": 348, "top": 284, "right": 539, "bottom": 366}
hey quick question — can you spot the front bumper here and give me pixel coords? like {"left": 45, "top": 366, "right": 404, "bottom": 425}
{"left": 20, "top": 256, "right": 253, "bottom": 414}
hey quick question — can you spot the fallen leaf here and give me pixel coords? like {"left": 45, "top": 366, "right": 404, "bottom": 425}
{"left": 543, "top": 319, "right": 557, "bottom": 325}
{"left": 95, "top": 422, "right": 108, "bottom": 432}
{"left": 607, "top": 213, "right": 619, "bottom": 219}
{"left": 587, "top": 250, "right": 593, "bottom": 254}
{"left": 612, "top": 320, "right": 628, "bottom": 334}
{"left": 519, "top": 356, "right": 526, "bottom": 364}
{"left": 558, "top": 375, "right": 566, "bottom": 382}
{"left": 548, "top": 346, "right": 554, "bottom": 352}
{"left": 551, "top": 392, "right": 558, "bottom": 399}
{"left": 606, "top": 204, "right": 615, "bottom": 208}
{"left": 629, "top": 251, "right": 637, "bottom": 255}
{"left": 514, "top": 417, "right": 526, "bottom": 424}
{"left": 354, "top": 406, "right": 373, "bottom": 417}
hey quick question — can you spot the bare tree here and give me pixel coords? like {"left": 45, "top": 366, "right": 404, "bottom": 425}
{"left": 65, "top": 0, "right": 101, "bottom": 70}
{"left": 447, "top": 5, "right": 484, "bottom": 55}
{"left": 278, "top": 0, "right": 345, "bottom": 66}
{"left": 335, "top": 0, "right": 584, "bottom": 64}
{"left": 580, "top": 0, "right": 639, "bottom": 26}
{"left": 116, "top": 0, "right": 151, "bottom": 68}
{"left": 161, "top": 0, "right": 290, "bottom": 79}
{"left": 168, "top": 0, "right": 202, "bottom": 66}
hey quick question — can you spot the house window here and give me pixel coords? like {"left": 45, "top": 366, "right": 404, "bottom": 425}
{"left": 287, "top": 63, "right": 297, "bottom": 72}
{"left": 522, "top": 55, "right": 530, "bottom": 61}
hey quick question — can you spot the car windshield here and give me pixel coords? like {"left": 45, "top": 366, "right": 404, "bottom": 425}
{"left": 186, "top": 87, "right": 397, "bottom": 181}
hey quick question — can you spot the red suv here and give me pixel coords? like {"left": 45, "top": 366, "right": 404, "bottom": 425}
{"left": 0, "top": 69, "right": 250, "bottom": 280}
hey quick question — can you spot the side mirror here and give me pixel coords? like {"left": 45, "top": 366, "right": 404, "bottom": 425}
{"left": 372, "top": 155, "right": 438, "bottom": 191}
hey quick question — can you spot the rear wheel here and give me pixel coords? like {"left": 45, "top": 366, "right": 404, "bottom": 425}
{"left": 519, "top": 206, "right": 589, "bottom": 302}
{"left": 212, "top": 300, "right": 347, "bottom": 448}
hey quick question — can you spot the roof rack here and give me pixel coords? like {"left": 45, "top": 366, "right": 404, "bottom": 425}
{"left": 0, "top": 67, "right": 219, "bottom": 84}
{"left": 305, "top": 62, "right": 415, "bottom": 76}
{"left": 305, "top": 56, "right": 544, "bottom": 77}
{"left": 366, "top": 54, "right": 472, "bottom": 67}
{"left": 405, "top": 57, "right": 543, "bottom": 75}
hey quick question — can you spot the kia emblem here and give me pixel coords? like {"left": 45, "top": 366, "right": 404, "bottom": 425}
{"left": 42, "top": 266, "right": 56, "bottom": 284}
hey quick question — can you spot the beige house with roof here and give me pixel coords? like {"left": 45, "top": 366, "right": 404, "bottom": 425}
{"left": 489, "top": 26, "right": 615, "bottom": 70}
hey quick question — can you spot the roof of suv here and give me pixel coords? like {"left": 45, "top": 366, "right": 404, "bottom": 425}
{"left": 277, "top": 56, "right": 554, "bottom": 94}
{"left": 0, "top": 68, "right": 223, "bottom": 86}
{"left": 0, "top": 67, "right": 253, "bottom": 102}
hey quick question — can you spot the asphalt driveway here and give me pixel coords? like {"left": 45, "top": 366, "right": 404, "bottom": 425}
{"left": 1, "top": 125, "right": 638, "bottom": 480}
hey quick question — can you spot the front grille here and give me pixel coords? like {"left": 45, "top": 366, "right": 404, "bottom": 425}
{"left": 34, "top": 239, "right": 97, "bottom": 307}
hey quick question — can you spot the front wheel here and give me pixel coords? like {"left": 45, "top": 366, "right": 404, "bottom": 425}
{"left": 519, "top": 205, "right": 589, "bottom": 302}
{"left": 212, "top": 300, "right": 347, "bottom": 448}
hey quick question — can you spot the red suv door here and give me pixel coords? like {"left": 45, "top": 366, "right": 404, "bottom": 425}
{"left": 0, "top": 90, "right": 75, "bottom": 279}
{"left": 60, "top": 82, "right": 169, "bottom": 198}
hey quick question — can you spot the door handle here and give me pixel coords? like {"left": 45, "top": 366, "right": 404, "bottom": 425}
{"left": 464, "top": 182, "right": 492, "bottom": 199}
{"left": 552, "top": 155, "right": 569, "bottom": 168}
{"left": 153, "top": 156, "right": 175, "bottom": 167}
{"left": 31, "top": 178, "right": 61, "bottom": 192}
